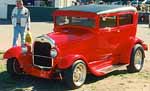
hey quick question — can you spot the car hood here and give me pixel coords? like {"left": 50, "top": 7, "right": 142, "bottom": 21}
{"left": 46, "top": 30, "right": 94, "bottom": 48}
{"left": 49, "top": 32, "right": 76, "bottom": 42}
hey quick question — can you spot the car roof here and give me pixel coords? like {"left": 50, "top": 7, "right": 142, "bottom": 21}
{"left": 60, "top": 4, "right": 137, "bottom": 14}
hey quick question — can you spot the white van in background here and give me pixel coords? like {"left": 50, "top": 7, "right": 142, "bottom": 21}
{"left": 0, "top": 0, "right": 15, "bottom": 19}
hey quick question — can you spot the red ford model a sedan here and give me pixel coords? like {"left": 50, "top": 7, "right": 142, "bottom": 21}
{"left": 4, "top": 5, "right": 148, "bottom": 89}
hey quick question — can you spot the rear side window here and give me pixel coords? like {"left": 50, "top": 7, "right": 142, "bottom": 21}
{"left": 100, "top": 16, "right": 117, "bottom": 28}
{"left": 119, "top": 14, "right": 133, "bottom": 26}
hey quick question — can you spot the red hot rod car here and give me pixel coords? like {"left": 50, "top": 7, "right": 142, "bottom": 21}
{"left": 4, "top": 5, "right": 148, "bottom": 89}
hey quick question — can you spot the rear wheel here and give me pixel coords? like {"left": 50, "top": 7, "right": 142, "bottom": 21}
{"left": 64, "top": 60, "right": 87, "bottom": 89}
{"left": 7, "top": 58, "right": 23, "bottom": 79}
{"left": 127, "top": 44, "right": 144, "bottom": 73}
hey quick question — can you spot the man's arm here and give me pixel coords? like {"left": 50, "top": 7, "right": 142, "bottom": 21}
{"left": 27, "top": 9, "right": 31, "bottom": 31}
{"left": 11, "top": 7, "right": 17, "bottom": 25}
{"left": 11, "top": 8, "right": 15, "bottom": 18}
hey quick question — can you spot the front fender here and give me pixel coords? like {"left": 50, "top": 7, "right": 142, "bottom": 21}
{"left": 57, "top": 54, "right": 87, "bottom": 69}
{"left": 3, "top": 46, "right": 22, "bottom": 59}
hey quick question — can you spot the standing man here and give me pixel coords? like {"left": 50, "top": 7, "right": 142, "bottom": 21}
{"left": 11, "top": 0, "right": 31, "bottom": 47}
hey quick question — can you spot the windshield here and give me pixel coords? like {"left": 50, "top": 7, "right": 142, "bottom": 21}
{"left": 56, "top": 16, "right": 95, "bottom": 28}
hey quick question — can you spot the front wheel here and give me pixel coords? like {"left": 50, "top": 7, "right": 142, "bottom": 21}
{"left": 127, "top": 44, "right": 144, "bottom": 73}
{"left": 64, "top": 60, "right": 87, "bottom": 89}
{"left": 7, "top": 58, "right": 23, "bottom": 79}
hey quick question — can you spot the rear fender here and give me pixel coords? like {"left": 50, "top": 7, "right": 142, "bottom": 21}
{"left": 119, "top": 37, "right": 147, "bottom": 64}
{"left": 57, "top": 54, "right": 88, "bottom": 69}
{"left": 3, "top": 46, "right": 22, "bottom": 59}
{"left": 134, "top": 38, "right": 148, "bottom": 51}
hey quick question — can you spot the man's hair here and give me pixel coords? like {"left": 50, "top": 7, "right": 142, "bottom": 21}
{"left": 16, "top": 0, "right": 23, "bottom": 3}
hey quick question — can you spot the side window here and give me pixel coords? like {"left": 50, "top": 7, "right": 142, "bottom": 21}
{"left": 119, "top": 14, "right": 133, "bottom": 26}
{"left": 100, "top": 16, "right": 117, "bottom": 28}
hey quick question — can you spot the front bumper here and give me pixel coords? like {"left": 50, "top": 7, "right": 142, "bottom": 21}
{"left": 19, "top": 53, "right": 61, "bottom": 79}
{"left": 22, "top": 63, "right": 62, "bottom": 79}
{"left": 24, "top": 65, "right": 53, "bottom": 79}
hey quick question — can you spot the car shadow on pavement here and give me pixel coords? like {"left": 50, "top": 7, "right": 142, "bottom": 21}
{"left": 0, "top": 70, "right": 128, "bottom": 91}
{"left": 0, "top": 71, "right": 67, "bottom": 91}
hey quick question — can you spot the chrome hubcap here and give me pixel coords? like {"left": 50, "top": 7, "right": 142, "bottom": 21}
{"left": 134, "top": 49, "right": 143, "bottom": 70}
{"left": 73, "top": 63, "right": 86, "bottom": 86}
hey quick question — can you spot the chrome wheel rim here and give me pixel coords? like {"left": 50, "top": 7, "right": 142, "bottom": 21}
{"left": 73, "top": 62, "right": 86, "bottom": 87}
{"left": 134, "top": 49, "right": 143, "bottom": 70}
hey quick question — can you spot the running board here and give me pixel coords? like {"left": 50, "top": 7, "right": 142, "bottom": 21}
{"left": 96, "top": 64, "right": 129, "bottom": 74}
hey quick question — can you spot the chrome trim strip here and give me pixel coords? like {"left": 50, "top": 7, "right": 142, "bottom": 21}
{"left": 33, "top": 59, "right": 54, "bottom": 69}
{"left": 97, "top": 7, "right": 137, "bottom": 15}
{"left": 44, "top": 35, "right": 55, "bottom": 47}
{"left": 97, "top": 64, "right": 129, "bottom": 74}
{"left": 34, "top": 55, "right": 53, "bottom": 59}
{"left": 34, "top": 35, "right": 55, "bottom": 48}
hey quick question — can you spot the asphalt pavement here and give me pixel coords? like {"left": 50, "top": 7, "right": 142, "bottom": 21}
{"left": 0, "top": 22, "right": 53, "bottom": 51}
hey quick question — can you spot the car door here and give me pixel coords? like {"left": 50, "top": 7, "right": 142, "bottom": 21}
{"left": 117, "top": 12, "right": 135, "bottom": 63}
{"left": 97, "top": 15, "right": 121, "bottom": 64}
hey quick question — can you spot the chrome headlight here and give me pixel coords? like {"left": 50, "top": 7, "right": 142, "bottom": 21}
{"left": 21, "top": 46, "right": 28, "bottom": 54}
{"left": 50, "top": 48, "right": 57, "bottom": 58}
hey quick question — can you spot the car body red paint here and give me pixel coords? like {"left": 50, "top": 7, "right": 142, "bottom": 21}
{"left": 4, "top": 5, "right": 147, "bottom": 80}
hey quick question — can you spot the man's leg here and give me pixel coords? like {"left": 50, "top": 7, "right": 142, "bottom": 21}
{"left": 20, "top": 27, "right": 26, "bottom": 46}
{"left": 13, "top": 26, "right": 19, "bottom": 47}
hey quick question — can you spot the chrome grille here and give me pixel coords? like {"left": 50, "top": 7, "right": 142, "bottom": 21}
{"left": 33, "top": 42, "right": 52, "bottom": 68}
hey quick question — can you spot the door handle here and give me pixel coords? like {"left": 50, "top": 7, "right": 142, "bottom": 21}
{"left": 110, "top": 29, "right": 120, "bottom": 32}
{"left": 117, "top": 29, "right": 120, "bottom": 32}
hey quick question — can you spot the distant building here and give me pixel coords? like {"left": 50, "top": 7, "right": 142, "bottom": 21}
{"left": 0, "top": 0, "right": 15, "bottom": 19}
{"left": 0, "top": 0, "right": 102, "bottom": 19}
{"left": 54, "top": 0, "right": 76, "bottom": 8}
{"left": 0, "top": 0, "right": 79, "bottom": 19}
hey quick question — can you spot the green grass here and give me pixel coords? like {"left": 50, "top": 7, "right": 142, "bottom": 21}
{"left": 0, "top": 54, "right": 3, "bottom": 60}
{"left": 108, "top": 70, "right": 150, "bottom": 80}
{"left": 0, "top": 51, "right": 5, "bottom": 73}
{"left": 0, "top": 63, "right": 19, "bottom": 91}
{"left": 0, "top": 50, "right": 4, "bottom": 60}
{"left": 0, "top": 50, "right": 4, "bottom": 54}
